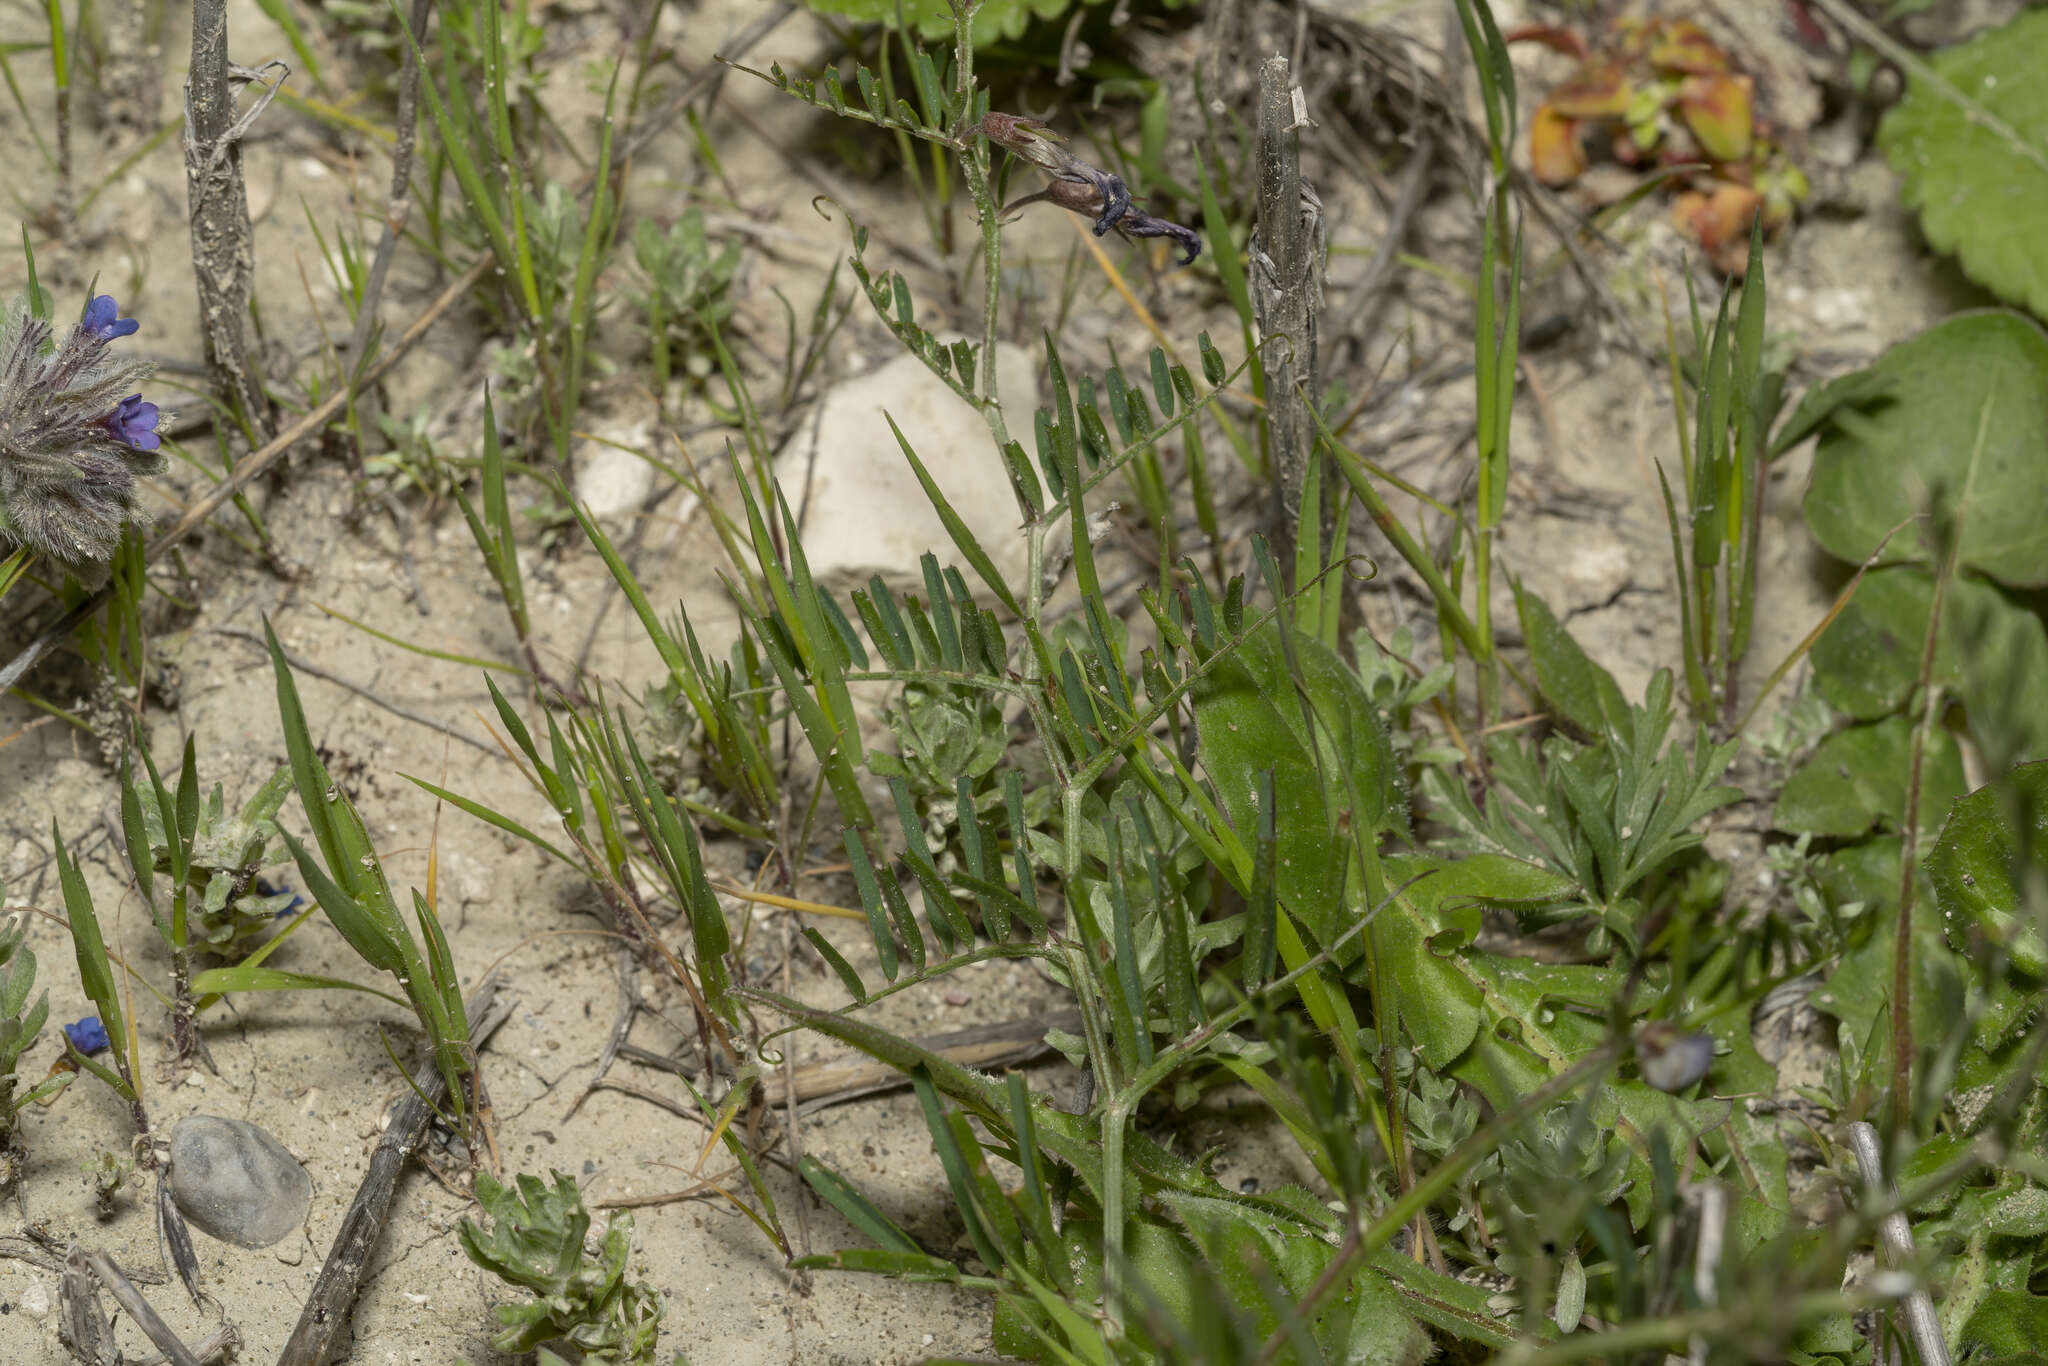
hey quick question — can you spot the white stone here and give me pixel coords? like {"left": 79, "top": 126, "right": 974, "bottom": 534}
{"left": 573, "top": 420, "right": 660, "bottom": 523}
{"left": 782, "top": 344, "right": 1038, "bottom": 592}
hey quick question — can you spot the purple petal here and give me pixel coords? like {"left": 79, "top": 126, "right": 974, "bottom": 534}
{"left": 65, "top": 1015, "right": 112, "bottom": 1055}
{"left": 81, "top": 295, "right": 140, "bottom": 341}
{"left": 1121, "top": 213, "right": 1203, "bottom": 266}
{"left": 103, "top": 393, "right": 161, "bottom": 451}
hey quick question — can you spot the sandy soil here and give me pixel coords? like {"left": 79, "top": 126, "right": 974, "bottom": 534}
{"left": 0, "top": 0, "right": 2015, "bottom": 1361}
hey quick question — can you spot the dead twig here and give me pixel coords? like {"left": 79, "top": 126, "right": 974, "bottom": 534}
{"left": 70, "top": 1245, "right": 207, "bottom": 1366}
{"left": 275, "top": 980, "right": 517, "bottom": 1366}
{"left": 185, "top": 0, "right": 281, "bottom": 439}
{"left": 1253, "top": 57, "right": 1327, "bottom": 583}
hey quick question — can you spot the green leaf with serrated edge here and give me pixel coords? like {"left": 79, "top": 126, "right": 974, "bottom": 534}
{"left": 1927, "top": 763, "right": 2048, "bottom": 975}
{"left": 1514, "top": 582, "right": 1629, "bottom": 734}
{"left": 1804, "top": 311, "right": 2048, "bottom": 587}
{"left": 1878, "top": 9, "right": 2048, "bottom": 321}
{"left": 1774, "top": 716, "right": 1967, "bottom": 839}
{"left": 1191, "top": 620, "right": 1395, "bottom": 949}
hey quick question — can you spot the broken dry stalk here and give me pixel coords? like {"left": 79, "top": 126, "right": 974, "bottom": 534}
{"left": 1252, "top": 57, "right": 1326, "bottom": 586}
{"left": 184, "top": 0, "right": 280, "bottom": 439}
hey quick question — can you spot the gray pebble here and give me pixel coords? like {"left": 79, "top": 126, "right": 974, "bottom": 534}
{"left": 167, "top": 1114, "right": 311, "bottom": 1249}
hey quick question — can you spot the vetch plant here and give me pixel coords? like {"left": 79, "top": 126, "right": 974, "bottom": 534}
{"left": 0, "top": 287, "right": 166, "bottom": 569}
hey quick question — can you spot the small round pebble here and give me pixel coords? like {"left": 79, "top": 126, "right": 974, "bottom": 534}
{"left": 168, "top": 1114, "right": 311, "bottom": 1249}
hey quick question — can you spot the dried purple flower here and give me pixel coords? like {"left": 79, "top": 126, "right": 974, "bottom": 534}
{"left": 0, "top": 293, "right": 166, "bottom": 567}
{"left": 979, "top": 111, "right": 1202, "bottom": 265}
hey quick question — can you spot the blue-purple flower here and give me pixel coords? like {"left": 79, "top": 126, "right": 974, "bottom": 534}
{"left": 104, "top": 393, "right": 160, "bottom": 451}
{"left": 64, "top": 1015, "right": 112, "bottom": 1055}
{"left": 0, "top": 290, "right": 166, "bottom": 566}
{"left": 80, "top": 294, "right": 140, "bottom": 342}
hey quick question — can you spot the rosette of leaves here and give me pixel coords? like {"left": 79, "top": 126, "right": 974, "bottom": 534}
{"left": 0, "top": 905, "right": 73, "bottom": 1152}
{"left": 1512, "top": 16, "right": 1808, "bottom": 272}
{"left": 458, "top": 1170, "right": 667, "bottom": 1363}
{"left": 631, "top": 209, "right": 740, "bottom": 392}
{"left": 870, "top": 675, "right": 1054, "bottom": 875}
{"left": 128, "top": 766, "right": 297, "bottom": 957}
{"left": 1485, "top": 1106, "right": 1632, "bottom": 1329}
{"left": 636, "top": 678, "right": 709, "bottom": 808}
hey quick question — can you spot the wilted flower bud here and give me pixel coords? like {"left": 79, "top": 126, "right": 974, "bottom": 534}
{"left": 979, "top": 111, "right": 1202, "bottom": 265}
{"left": 0, "top": 293, "right": 166, "bottom": 568}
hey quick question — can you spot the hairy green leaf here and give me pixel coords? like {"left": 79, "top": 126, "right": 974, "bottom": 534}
{"left": 1878, "top": 9, "right": 2048, "bottom": 321}
{"left": 1803, "top": 311, "right": 2048, "bottom": 588}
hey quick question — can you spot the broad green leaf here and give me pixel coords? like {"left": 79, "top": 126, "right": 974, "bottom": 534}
{"left": 1810, "top": 838, "right": 2023, "bottom": 1087}
{"left": 1926, "top": 763, "right": 2048, "bottom": 975}
{"left": 1878, "top": 9, "right": 2048, "bottom": 321}
{"left": 1192, "top": 621, "right": 1396, "bottom": 948}
{"left": 1164, "top": 1190, "right": 1429, "bottom": 1364}
{"left": 1376, "top": 854, "right": 1575, "bottom": 1070}
{"left": 1803, "top": 311, "right": 2048, "bottom": 588}
{"left": 1810, "top": 566, "right": 1942, "bottom": 720}
{"left": 1774, "top": 717, "right": 1967, "bottom": 839}
{"left": 1811, "top": 569, "right": 2045, "bottom": 758}
{"left": 1514, "top": 583, "right": 1629, "bottom": 734}
{"left": 1946, "top": 579, "right": 2048, "bottom": 768}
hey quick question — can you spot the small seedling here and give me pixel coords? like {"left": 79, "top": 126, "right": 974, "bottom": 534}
{"left": 0, "top": 905, "right": 74, "bottom": 1166}
{"left": 630, "top": 208, "right": 740, "bottom": 399}
{"left": 265, "top": 621, "right": 476, "bottom": 1130}
{"left": 81, "top": 1148, "right": 132, "bottom": 1216}
{"left": 457, "top": 1170, "right": 670, "bottom": 1363}
{"left": 118, "top": 737, "right": 300, "bottom": 1069}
